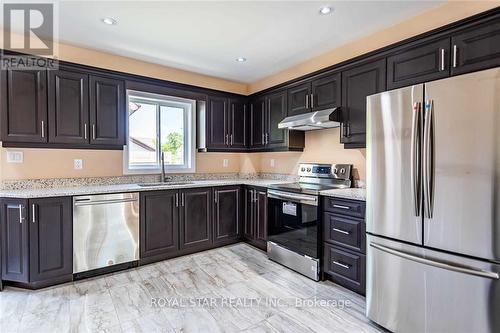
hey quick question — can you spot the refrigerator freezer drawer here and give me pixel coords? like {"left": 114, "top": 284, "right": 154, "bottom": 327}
{"left": 367, "top": 234, "right": 500, "bottom": 333}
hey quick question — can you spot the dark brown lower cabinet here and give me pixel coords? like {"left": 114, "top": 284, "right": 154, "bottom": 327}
{"left": 323, "top": 243, "right": 366, "bottom": 295}
{"left": 179, "top": 187, "right": 212, "bottom": 251}
{"left": 140, "top": 190, "right": 179, "bottom": 261}
{"left": 1, "top": 199, "right": 29, "bottom": 282}
{"left": 29, "top": 197, "right": 73, "bottom": 284}
{"left": 1, "top": 197, "right": 72, "bottom": 288}
{"left": 213, "top": 186, "right": 241, "bottom": 245}
{"left": 244, "top": 186, "right": 268, "bottom": 251}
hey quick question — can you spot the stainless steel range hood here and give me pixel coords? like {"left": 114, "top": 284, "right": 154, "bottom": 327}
{"left": 278, "top": 107, "right": 342, "bottom": 131}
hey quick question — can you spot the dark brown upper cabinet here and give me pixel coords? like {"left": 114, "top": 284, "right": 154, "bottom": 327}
{"left": 213, "top": 186, "right": 241, "bottom": 245}
{"left": 249, "top": 96, "right": 266, "bottom": 149}
{"left": 228, "top": 98, "right": 247, "bottom": 149}
{"left": 179, "top": 187, "right": 212, "bottom": 251}
{"left": 311, "top": 72, "right": 341, "bottom": 111}
{"left": 140, "top": 190, "right": 179, "bottom": 261}
{"left": 48, "top": 68, "right": 89, "bottom": 144}
{"left": 206, "top": 96, "right": 228, "bottom": 149}
{"left": 29, "top": 197, "right": 73, "bottom": 284}
{"left": 89, "top": 75, "right": 125, "bottom": 146}
{"left": 341, "top": 59, "right": 386, "bottom": 148}
{"left": 266, "top": 90, "right": 287, "bottom": 148}
{"left": 451, "top": 19, "right": 500, "bottom": 76}
{"left": 287, "top": 82, "right": 311, "bottom": 116}
{"left": 387, "top": 38, "right": 450, "bottom": 90}
{"left": 0, "top": 68, "right": 47, "bottom": 143}
{"left": 1, "top": 198, "right": 29, "bottom": 283}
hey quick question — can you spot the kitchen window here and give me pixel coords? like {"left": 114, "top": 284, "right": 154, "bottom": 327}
{"left": 124, "top": 90, "right": 196, "bottom": 173}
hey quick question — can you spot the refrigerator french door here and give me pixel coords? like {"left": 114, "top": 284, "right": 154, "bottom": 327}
{"left": 366, "top": 68, "right": 500, "bottom": 333}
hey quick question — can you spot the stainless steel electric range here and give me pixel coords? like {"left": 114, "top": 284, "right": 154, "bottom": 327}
{"left": 266, "top": 163, "right": 352, "bottom": 281}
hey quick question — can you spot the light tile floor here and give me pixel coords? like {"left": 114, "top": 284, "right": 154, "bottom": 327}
{"left": 0, "top": 243, "right": 384, "bottom": 333}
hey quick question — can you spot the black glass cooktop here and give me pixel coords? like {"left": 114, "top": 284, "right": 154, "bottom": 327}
{"left": 268, "top": 182, "right": 344, "bottom": 195}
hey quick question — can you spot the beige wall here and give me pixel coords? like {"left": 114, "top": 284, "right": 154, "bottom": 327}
{"left": 249, "top": 1, "right": 500, "bottom": 93}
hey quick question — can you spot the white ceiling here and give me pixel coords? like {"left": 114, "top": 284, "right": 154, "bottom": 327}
{"left": 6, "top": 1, "right": 444, "bottom": 83}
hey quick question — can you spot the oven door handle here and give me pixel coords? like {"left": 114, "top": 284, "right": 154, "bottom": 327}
{"left": 267, "top": 189, "right": 318, "bottom": 206}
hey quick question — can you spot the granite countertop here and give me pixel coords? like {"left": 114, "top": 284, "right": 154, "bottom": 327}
{"left": 319, "top": 188, "right": 366, "bottom": 201}
{"left": 0, "top": 179, "right": 290, "bottom": 199}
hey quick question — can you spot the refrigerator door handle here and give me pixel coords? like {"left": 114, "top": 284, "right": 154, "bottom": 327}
{"left": 411, "top": 102, "right": 421, "bottom": 217}
{"left": 423, "top": 100, "right": 434, "bottom": 219}
{"left": 370, "top": 242, "right": 499, "bottom": 280}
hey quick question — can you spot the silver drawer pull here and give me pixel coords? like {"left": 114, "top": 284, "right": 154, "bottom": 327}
{"left": 333, "top": 228, "right": 350, "bottom": 235}
{"left": 333, "top": 204, "right": 350, "bottom": 210}
{"left": 333, "top": 261, "right": 350, "bottom": 269}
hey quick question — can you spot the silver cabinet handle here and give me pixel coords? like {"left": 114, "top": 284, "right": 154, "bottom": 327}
{"left": 18, "top": 205, "right": 24, "bottom": 224}
{"left": 181, "top": 193, "right": 185, "bottom": 207}
{"left": 453, "top": 45, "right": 458, "bottom": 68}
{"left": 423, "top": 100, "right": 434, "bottom": 219}
{"left": 262, "top": 133, "right": 265, "bottom": 145}
{"left": 333, "top": 204, "right": 350, "bottom": 210}
{"left": 32, "top": 204, "right": 36, "bottom": 223}
{"left": 333, "top": 261, "right": 350, "bottom": 269}
{"left": 440, "top": 49, "right": 445, "bottom": 71}
{"left": 370, "top": 242, "right": 499, "bottom": 280}
{"left": 175, "top": 193, "right": 179, "bottom": 207}
{"left": 265, "top": 133, "right": 269, "bottom": 145}
{"left": 230, "top": 134, "right": 233, "bottom": 146}
{"left": 305, "top": 94, "right": 309, "bottom": 109}
{"left": 333, "top": 228, "right": 350, "bottom": 235}
{"left": 41, "top": 121, "right": 45, "bottom": 138}
{"left": 411, "top": 102, "right": 422, "bottom": 217}
{"left": 253, "top": 190, "right": 257, "bottom": 202}
{"left": 84, "top": 123, "right": 88, "bottom": 140}
{"left": 92, "top": 124, "right": 96, "bottom": 140}
{"left": 310, "top": 94, "right": 314, "bottom": 108}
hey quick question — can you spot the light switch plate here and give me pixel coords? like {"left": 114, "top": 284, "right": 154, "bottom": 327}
{"left": 223, "top": 159, "right": 229, "bottom": 168}
{"left": 74, "top": 159, "right": 83, "bottom": 170}
{"left": 6, "top": 151, "right": 23, "bottom": 163}
{"left": 270, "top": 159, "right": 276, "bottom": 168}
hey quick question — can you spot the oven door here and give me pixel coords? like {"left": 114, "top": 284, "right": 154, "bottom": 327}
{"left": 267, "top": 189, "right": 319, "bottom": 259}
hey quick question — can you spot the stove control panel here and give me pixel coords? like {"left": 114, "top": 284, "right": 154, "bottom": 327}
{"left": 298, "top": 163, "right": 352, "bottom": 180}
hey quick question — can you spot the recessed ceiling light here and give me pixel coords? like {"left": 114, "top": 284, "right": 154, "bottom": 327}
{"left": 319, "top": 6, "right": 333, "bottom": 15}
{"left": 236, "top": 57, "right": 247, "bottom": 63}
{"left": 102, "top": 17, "right": 117, "bottom": 25}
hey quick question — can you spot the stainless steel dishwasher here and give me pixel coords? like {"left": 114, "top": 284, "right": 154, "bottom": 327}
{"left": 73, "top": 192, "right": 139, "bottom": 273}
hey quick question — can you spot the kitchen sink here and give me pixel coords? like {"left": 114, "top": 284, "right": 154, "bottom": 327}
{"left": 137, "top": 181, "right": 194, "bottom": 187}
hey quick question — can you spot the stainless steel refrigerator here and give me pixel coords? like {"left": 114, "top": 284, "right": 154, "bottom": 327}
{"left": 366, "top": 68, "right": 500, "bottom": 333}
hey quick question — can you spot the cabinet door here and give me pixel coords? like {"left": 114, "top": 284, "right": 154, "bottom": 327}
{"left": 89, "top": 75, "right": 125, "bottom": 146}
{"left": 213, "top": 186, "right": 241, "bottom": 244}
{"left": 228, "top": 98, "right": 247, "bottom": 149}
{"left": 250, "top": 97, "right": 265, "bottom": 148}
{"left": 287, "top": 82, "right": 311, "bottom": 116}
{"left": 387, "top": 38, "right": 450, "bottom": 90}
{"left": 140, "top": 190, "right": 179, "bottom": 259}
{"left": 48, "top": 69, "right": 89, "bottom": 144}
{"left": 311, "top": 72, "right": 341, "bottom": 111}
{"left": 266, "top": 91, "right": 287, "bottom": 148}
{"left": 29, "top": 197, "right": 72, "bottom": 283}
{"left": 1, "top": 199, "right": 29, "bottom": 282}
{"left": 341, "top": 59, "right": 386, "bottom": 148}
{"left": 0, "top": 69, "right": 47, "bottom": 143}
{"left": 207, "top": 96, "right": 228, "bottom": 149}
{"left": 243, "top": 188, "right": 255, "bottom": 240}
{"left": 179, "top": 188, "right": 212, "bottom": 250}
{"left": 451, "top": 20, "right": 500, "bottom": 76}
{"left": 255, "top": 189, "right": 268, "bottom": 248}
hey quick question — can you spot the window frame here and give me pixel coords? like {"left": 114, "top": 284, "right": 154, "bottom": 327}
{"left": 123, "top": 90, "right": 196, "bottom": 174}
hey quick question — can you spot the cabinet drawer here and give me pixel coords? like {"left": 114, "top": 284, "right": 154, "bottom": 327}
{"left": 324, "top": 213, "right": 365, "bottom": 253}
{"left": 323, "top": 244, "right": 365, "bottom": 295}
{"left": 323, "top": 197, "right": 365, "bottom": 218}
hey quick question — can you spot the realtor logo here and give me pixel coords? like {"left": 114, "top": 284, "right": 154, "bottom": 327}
{"left": 2, "top": 3, "right": 58, "bottom": 69}
{"left": 3, "top": 3, "right": 54, "bottom": 55}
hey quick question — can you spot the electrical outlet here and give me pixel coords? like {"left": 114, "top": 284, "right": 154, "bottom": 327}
{"left": 270, "top": 159, "right": 276, "bottom": 168}
{"left": 6, "top": 151, "right": 23, "bottom": 163}
{"left": 223, "top": 159, "right": 229, "bottom": 168}
{"left": 74, "top": 159, "right": 83, "bottom": 170}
